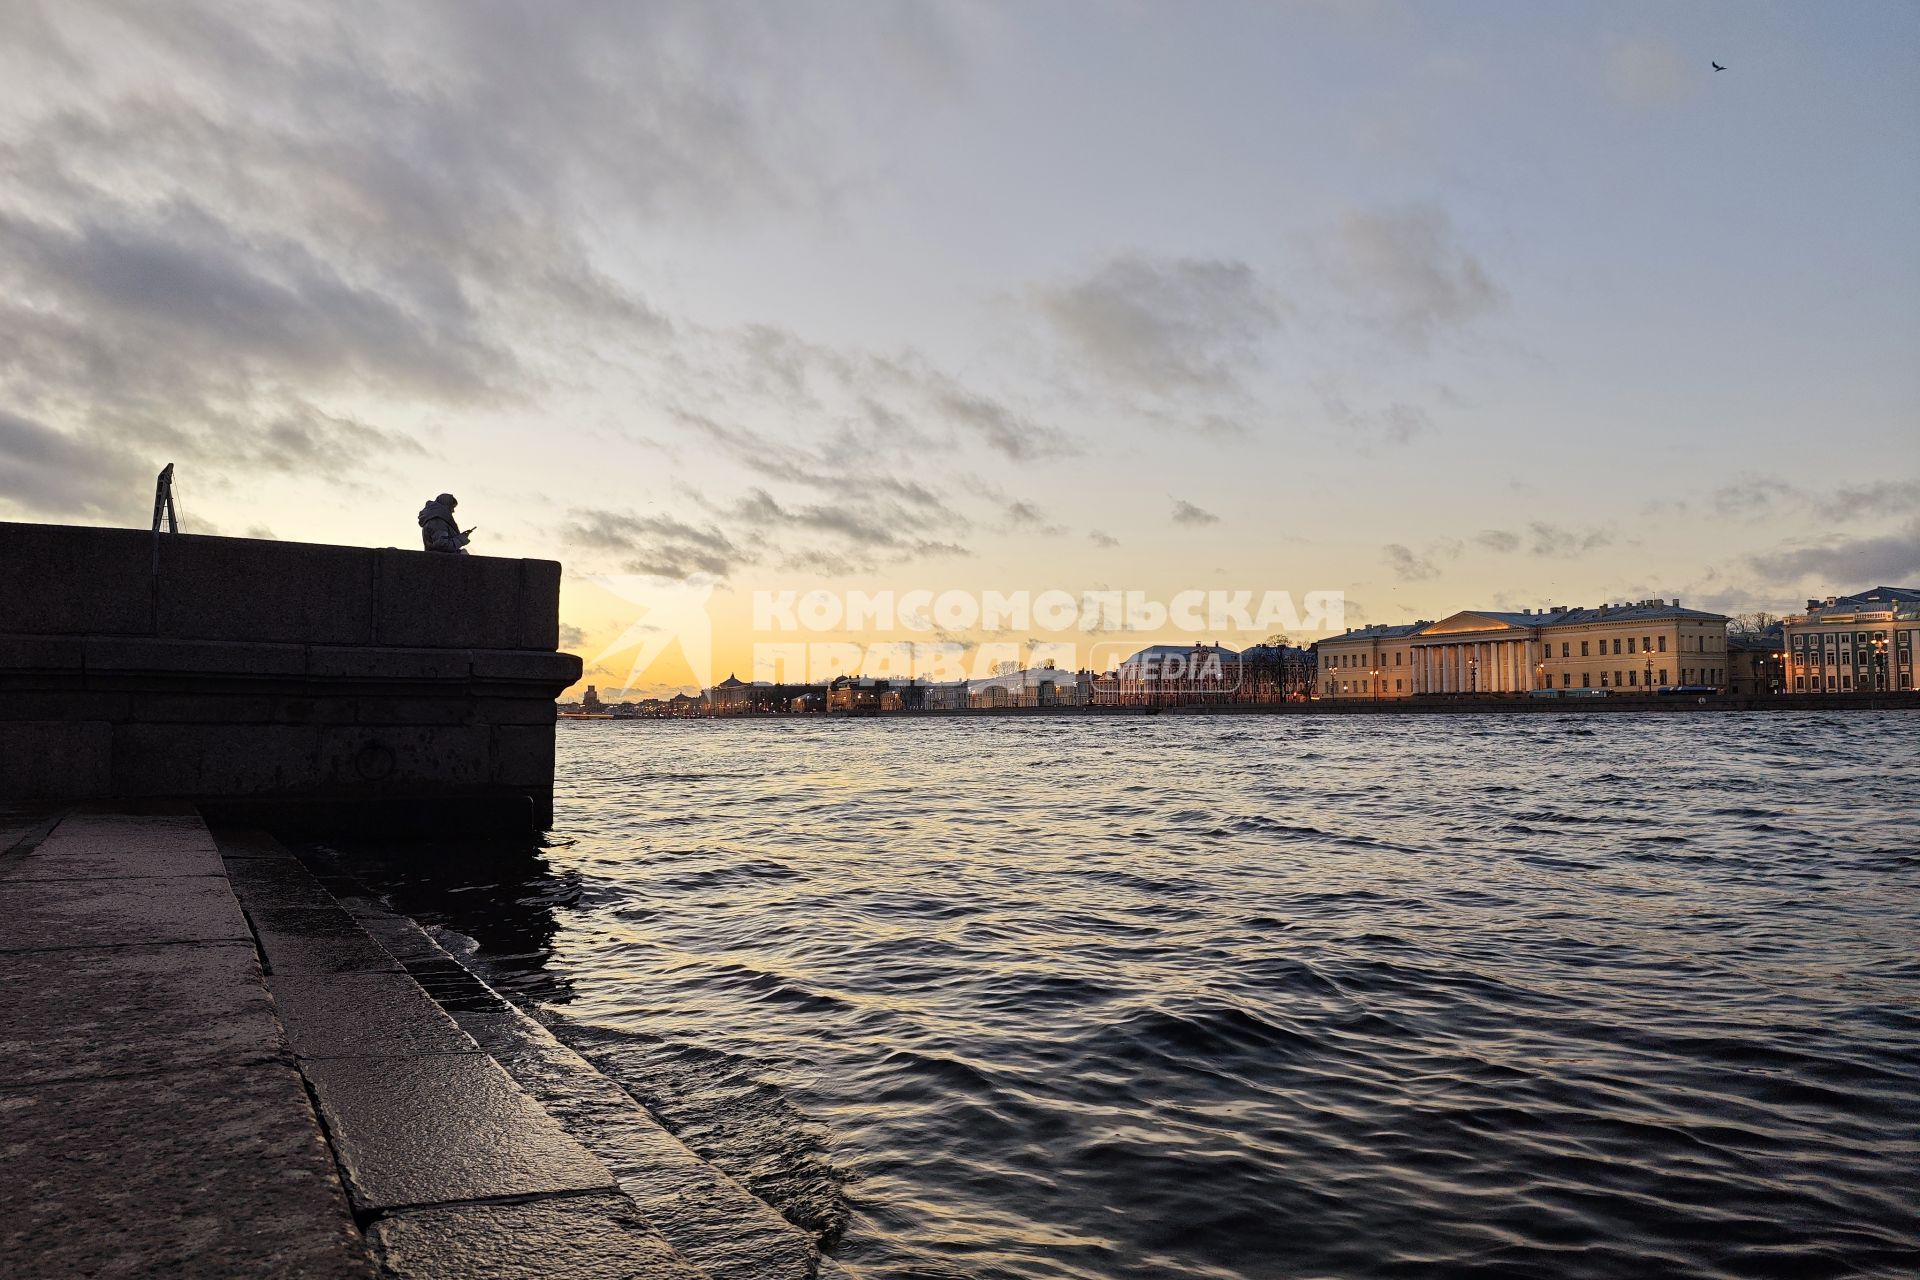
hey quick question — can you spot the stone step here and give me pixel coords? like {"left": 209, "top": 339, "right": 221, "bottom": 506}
{"left": 215, "top": 828, "right": 714, "bottom": 1280}
{"left": 291, "top": 841, "right": 863, "bottom": 1280}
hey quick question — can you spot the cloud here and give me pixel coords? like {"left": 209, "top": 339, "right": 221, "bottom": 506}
{"left": 1384, "top": 542, "right": 1439, "bottom": 581}
{"left": 1037, "top": 253, "right": 1278, "bottom": 392}
{"left": 1526, "top": 521, "right": 1613, "bottom": 557}
{"left": 1171, "top": 498, "right": 1221, "bottom": 527}
{"left": 1314, "top": 206, "right": 1501, "bottom": 348}
{"left": 1321, "top": 392, "right": 1433, "bottom": 447}
{"left": 1605, "top": 37, "right": 1697, "bottom": 110}
{"left": 1747, "top": 521, "right": 1920, "bottom": 587}
{"left": 557, "top": 623, "right": 587, "bottom": 649}
{"left": 0, "top": 1, "right": 975, "bottom": 518}
{"left": 1711, "top": 475, "right": 1801, "bottom": 519}
{"left": 560, "top": 508, "right": 742, "bottom": 578}
{"left": 1089, "top": 529, "right": 1120, "bottom": 548}
{"left": 1813, "top": 479, "right": 1920, "bottom": 521}
{"left": 0, "top": 408, "right": 152, "bottom": 520}
{"left": 1475, "top": 529, "right": 1520, "bottom": 553}
{"left": 1004, "top": 499, "right": 1066, "bottom": 536}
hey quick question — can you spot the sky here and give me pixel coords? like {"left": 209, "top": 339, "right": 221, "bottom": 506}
{"left": 2, "top": 0, "right": 1916, "bottom": 694}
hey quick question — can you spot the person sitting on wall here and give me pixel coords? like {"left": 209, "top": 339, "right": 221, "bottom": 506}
{"left": 418, "top": 493, "right": 474, "bottom": 554}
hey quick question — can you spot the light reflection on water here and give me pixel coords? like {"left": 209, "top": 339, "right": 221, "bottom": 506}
{"left": 364, "top": 713, "right": 1920, "bottom": 1279}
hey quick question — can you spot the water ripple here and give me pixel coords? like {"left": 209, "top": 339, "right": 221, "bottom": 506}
{"left": 380, "top": 713, "right": 1920, "bottom": 1279}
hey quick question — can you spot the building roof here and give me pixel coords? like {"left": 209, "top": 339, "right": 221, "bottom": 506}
{"left": 1117, "top": 643, "right": 1242, "bottom": 666}
{"left": 1318, "top": 623, "right": 1423, "bottom": 646}
{"left": 1798, "top": 586, "right": 1920, "bottom": 621}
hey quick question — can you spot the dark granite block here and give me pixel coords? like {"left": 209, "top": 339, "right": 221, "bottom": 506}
{"left": 223, "top": 856, "right": 340, "bottom": 909}
{"left": 368, "top": 1194, "right": 702, "bottom": 1280}
{"left": 156, "top": 534, "right": 376, "bottom": 645}
{"left": 0, "top": 875, "right": 249, "bottom": 952}
{"left": 374, "top": 550, "right": 523, "bottom": 650}
{"left": 249, "top": 906, "right": 403, "bottom": 976}
{"left": 493, "top": 723, "right": 558, "bottom": 788}
{"left": 0, "top": 836, "right": 224, "bottom": 886}
{"left": 0, "top": 1062, "right": 373, "bottom": 1278}
{"left": 109, "top": 722, "right": 320, "bottom": 796}
{"left": 516, "top": 558, "right": 563, "bottom": 651}
{"left": 306, "top": 647, "right": 473, "bottom": 680}
{"left": 273, "top": 972, "right": 477, "bottom": 1059}
{"left": 83, "top": 636, "right": 308, "bottom": 676}
{"left": 316, "top": 725, "right": 493, "bottom": 790}
{"left": 0, "top": 522, "right": 153, "bottom": 636}
{"left": 0, "top": 942, "right": 280, "bottom": 1085}
{"left": 303, "top": 1053, "right": 614, "bottom": 1212}
{"left": 0, "top": 722, "right": 111, "bottom": 800}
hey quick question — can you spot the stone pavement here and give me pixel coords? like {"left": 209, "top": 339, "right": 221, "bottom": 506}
{"left": 2, "top": 808, "right": 856, "bottom": 1279}
{"left": 1, "top": 804, "right": 374, "bottom": 1278}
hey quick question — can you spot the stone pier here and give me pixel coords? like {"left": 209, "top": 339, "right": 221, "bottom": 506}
{"left": 0, "top": 522, "right": 580, "bottom": 833}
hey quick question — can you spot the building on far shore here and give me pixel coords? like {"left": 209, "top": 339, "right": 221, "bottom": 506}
{"left": 702, "top": 674, "right": 830, "bottom": 714}
{"left": 1727, "top": 626, "right": 1786, "bottom": 696}
{"left": 1315, "top": 600, "right": 1732, "bottom": 698}
{"left": 968, "top": 665, "right": 1091, "bottom": 709}
{"left": 1782, "top": 587, "right": 1919, "bottom": 693}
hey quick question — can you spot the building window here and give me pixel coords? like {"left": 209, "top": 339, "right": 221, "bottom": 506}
{"left": 1795, "top": 677, "right": 1805, "bottom": 690}
{"left": 1561, "top": 642, "right": 1570, "bottom": 657}
{"left": 1395, "top": 679, "right": 1403, "bottom": 691}
{"left": 1659, "top": 669, "right": 1668, "bottom": 685}
{"left": 1582, "top": 673, "right": 1591, "bottom": 688}
{"left": 1561, "top": 673, "right": 1571, "bottom": 688}
{"left": 1842, "top": 674, "right": 1851, "bottom": 690}
{"left": 1599, "top": 672, "right": 1608, "bottom": 687}
{"left": 1628, "top": 670, "right": 1637, "bottom": 686}
{"left": 1581, "top": 640, "right": 1590, "bottom": 657}
{"left": 1627, "top": 637, "right": 1636, "bottom": 655}
{"left": 1613, "top": 638, "right": 1623, "bottom": 655}
{"left": 1658, "top": 636, "right": 1667, "bottom": 652}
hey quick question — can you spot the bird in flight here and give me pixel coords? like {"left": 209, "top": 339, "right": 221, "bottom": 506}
{"left": 1712, "top": 61, "right": 1726, "bottom": 71}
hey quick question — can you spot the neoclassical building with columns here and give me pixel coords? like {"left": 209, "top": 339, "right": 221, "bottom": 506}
{"left": 1317, "top": 600, "right": 1732, "bottom": 698}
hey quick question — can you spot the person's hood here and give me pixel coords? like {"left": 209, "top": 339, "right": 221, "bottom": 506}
{"left": 418, "top": 495, "right": 456, "bottom": 525}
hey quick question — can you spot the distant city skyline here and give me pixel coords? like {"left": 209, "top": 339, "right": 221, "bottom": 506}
{"left": 3, "top": 1, "right": 1915, "bottom": 695}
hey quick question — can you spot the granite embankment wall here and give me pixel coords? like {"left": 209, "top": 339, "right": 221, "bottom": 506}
{"left": 0, "top": 522, "right": 580, "bottom": 831}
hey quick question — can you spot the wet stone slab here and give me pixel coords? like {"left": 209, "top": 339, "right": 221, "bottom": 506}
{"left": 0, "top": 1061, "right": 373, "bottom": 1279}
{"left": 223, "top": 854, "right": 344, "bottom": 909}
{"left": 0, "top": 942, "right": 281, "bottom": 1085}
{"left": 304, "top": 1052, "right": 615, "bottom": 1212}
{"left": 0, "top": 875, "right": 250, "bottom": 953}
{"left": 274, "top": 972, "right": 478, "bottom": 1060}
{"left": 211, "top": 827, "right": 303, "bottom": 860}
{"left": 454, "top": 1006, "right": 827, "bottom": 1280}
{"left": 367, "top": 1193, "right": 705, "bottom": 1280}
{"left": 249, "top": 905, "right": 404, "bottom": 976}
{"left": 1, "top": 834, "right": 226, "bottom": 881}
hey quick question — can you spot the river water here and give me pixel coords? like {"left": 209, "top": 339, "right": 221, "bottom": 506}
{"left": 342, "top": 713, "right": 1920, "bottom": 1279}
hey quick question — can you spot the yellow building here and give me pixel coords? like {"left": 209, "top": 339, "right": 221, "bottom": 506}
{"left": 1782, "top": 587, "right": 1919, "bottom": 693}
{"left": 1317, "top": 600, "right": 1732, "bottom": 698}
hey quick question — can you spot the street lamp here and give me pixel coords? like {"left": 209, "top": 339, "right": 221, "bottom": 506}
{"left": 1536, "top": 660, "right": 1545, "bottom": 692}
{"left": 1645, "top": 652, "right": 1654, "bottom": 694}
{"left": 1370, "top": 667, "right": 1380, "bottom": 703}
{"left": 1874, "top": 637, "right": 1888, "bottom": 691}
{"left": 1468, "top": 656, "right": 1478, "bottom": 694}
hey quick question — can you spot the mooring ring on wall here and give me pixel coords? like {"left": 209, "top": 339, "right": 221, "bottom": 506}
{"left": 355, "top": 741, "right": 397, "bottom": 781}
